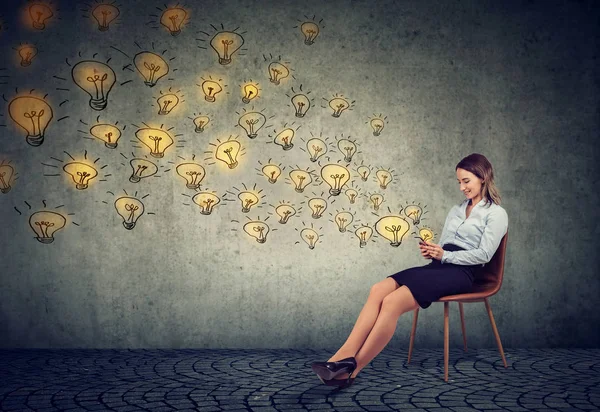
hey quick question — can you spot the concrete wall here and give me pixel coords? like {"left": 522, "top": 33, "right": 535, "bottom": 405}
{"left": 0, "top": 0, "right": 598, "bottom": 349}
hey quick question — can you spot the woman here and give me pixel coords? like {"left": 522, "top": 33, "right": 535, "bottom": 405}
{"left": 311, "top": 153, "right": 508, "bottom": 388}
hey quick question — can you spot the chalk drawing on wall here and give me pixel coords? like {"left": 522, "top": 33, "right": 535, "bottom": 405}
{"left": 174, "top": 159, "right": 206, "bottom": 190}
{"left": 368, "top": 192, "right": 384, "bottom": 211}
{"left": 356, "top": 162, "right": 372, "bottom": 182}
{"left": 185, "top": 190, "right": 224, "bottom": 215}
{"left": 79, "top": 115, "right": 124, "bottom": 149}
{"left": 155, "top": 87, "right": 184, "bottom": 115}
{"left": 226, "top": 183, "right": 265, "bottom": 213}
{"left": 132, "top": 123, "right": 180, "bottom": 158}
{"left": 322, "top": 93, "right": 355, "bottom": 118}
{"left": 119, "top": 152, "right": 163, "bottom": 183}
{"left": 108, "top": 42, "right": 176, "bottom": 88}
{"left": 82, "top": 1, "right": 121, "bottom": 32}
{"left": 22, "top": 1, "right": 57, "bottom": 31}
{"left": 263, "top": 54, "right": 294, "bottom": 86}
{"left": 295, "top": 222, "right": 323, "bottom": 249}
{"left": 374, "top": 208, "right": 411, "bottom": 247}
{"left": 256, "top": 159, "right": 285, "bottom": 184}
{"left": 0, "top": 160, "right": 17, "bottom": 194}
{"left": 300, "top": 131, "right": 332, "bottom": 162}
{"left": 293, "top": 15, "right": 324, "bottom": 46}
{"left": 236, "top": 107, "right": 272, "bottom": 139}
{"left": 189, "top": 112, "right": 211, "bottom": 133}
{"left": 374, "top": 167, "right": 395, "bottom": 190}
{"left": 269, "top": 200, "right": 301, "bottom": 224}
{"left": 147, "top": 4, "right": 189, "bottom": 37}
{"left": 344, "top": 184, "right": 361, "bottom": 205}
{"left": 197, "top": 24, "right": 247, "bottom": 65}
{"left": 105, "top": 189, "right": 153, "bottom": 230}
{"left": 354, "top": 224, "right": 375, "bottom": 248}
{"left": 286, "top": 84, "right": 314, "bottom": 118}
{"left": 15, "top": 200, "right": 78, "bottom": 244}
{"left": 7, "top": 91, "right": 54, "bottom": 147}
{"left": 198, "top": 75, "right": 227, "bottom": 103}
{"left": 70, "top": 59, "right": 117, "bottom": 111}
{"left": 412, "top": 226, "right": 435, "bottom": 243}
{"left": 403, "top": 202, "right": 428, "bottom": 225}
{"left": 14, "top": 43, "right": 38, "bottom": 67}
{"left": 368, "top": 113, "right": 388, "bottom": 136}
{"left": 287, "top": 165, "right": 317, "bottom": 193}
{"left": 267, "top": 123, "right": 301, "bottom": 151}
{"left": 240, "top": 80, "right": 260, "bottom": 104}
{"left": 204, "top": 135, "right": 245, "bottom": 170}
{"left": 43, "top": 150, "right": 110, "bottom": 190}
{"left": 335, "top": 134, "right": 360, "bottom": 162}
{"left": 320, "top": 162, "right": 351, "bottom": 196}
{"left": 232, "top": 216, "right": 273, "bottom": 244}
{"left": 331, "top": 208, "right": 357, "bottom": 233}
{"left": 300, "top": 190, "right": 332, "bottom": 219}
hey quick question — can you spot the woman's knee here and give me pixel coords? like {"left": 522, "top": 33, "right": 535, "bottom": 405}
{"left": 381, "top": 286, "right": 419, "bottom": 315}
{"left": 369, "top": 278, "right": 399, "bottom": 298}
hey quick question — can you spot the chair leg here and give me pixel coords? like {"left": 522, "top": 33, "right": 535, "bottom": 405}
{"left": 407, "top": 308, "right": 419, "bottom": 364}
{"left": 459, "top": 302, "right": 467, "bottom": 352}
{"left": 444, "top": 302, "right": 449, "bottom": 382}
{"left": 484, "top": 298, "right": 508, "bottom": 368}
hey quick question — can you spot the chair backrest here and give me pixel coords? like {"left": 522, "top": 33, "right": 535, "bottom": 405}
{"left": 472, "top": 230, "right": 508, "bottom": 296}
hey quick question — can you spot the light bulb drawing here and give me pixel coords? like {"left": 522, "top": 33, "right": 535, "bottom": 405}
{"left": 156, "top": 89, "right": 182, "bottom": 115}
{"left": 238, "top": 111, "right": 267, "bottom": 139}
{"left": 135, "top": 127, "right": 174, "bottom": 158}
{"left": 274, "top": 128, "right": 295, "bottom": 150}
{"left": 91, "top": 3, "right": 120, "bottom": 31}
{"left": 368, "top": 114, "right": 387, "bottom": 136}
{"left": 192, "top": 192, "right": 221, "bottom": 215}
{"left": 133, "top": 51, "right": 169, "bottom": 87}
{"left": 287, "top": 85, "right": 313, "bottom": 118}
{"left": 89, "top": 123, "right": 121, "bottom": 148}
{"left": 71, "top": 60, "right": 116, "bottom": 111}
{"left": 241, "top": 81, "right": 259, "bottom": 103}
{"left": 205, "top": 136, "right": 245, "bottom": 170}
{"left": 308, "top": 197, "right": 327, "bottom": 219}
{"left": 321, "top": 164, "right": 350, "bottom": 196}
{"left": 29, "top": 211, "right": 65, "bottom": 243}
{"left": 0, "top": 163, "right": 15, "bottom": 194}
{"left": 28, "top": 3, "right": 53, "bottom": 30}
{"left": 192, "top": 114, "right": 210, "bottom": 133}
{"left": 62, "top": 162, "right": 98, "bottom": 190}
{"left": 268, "top": 62, "right": 290, "bottom": 85}
{"left": 16, "top": 44, "right": 38, "bottom": 67}
{"left": 375, "top": 215, "right": 410, "bottom": 247}
{"left": 369, "top": 193, "right": 384, "bottom": 211}
{"left": 114, "top": 196, "right": 144, "bottom": 230}
{"left": 274, "top": 202, "right": 297, "bottom": 224}
{"left": 176, "top": 163, "right": 205, "bottom": 189}
{"left": 200, "top": 79, "right": 223, "bottom": 102}
{"left": 8, "top": 95, "right": 53, "bottom": 146}
{"left": 129, "top": 158, "right": 158, "bottom": 183}
{"left": 210, "top": 30, "right": 244, "bottom": 65}
{"left": 300, "top": 227, "right": 320, "bottom": 249}
{"left": 326, "top": 94, "right": 354, "bottom": 118}
{"left": 160, "top": 6, "right": 188, "bottom": 36}
{"left": 306, "top": 138, "right": 327, "bottom": 162}
{"left": 404, "top": 204, "right": 424, "bottom": 225}
{"left": 345, "top": 188, "right": 358, "bottom": 204}
{"left": 416, "top": 227, "right": 435, "bottom": 243}
{"left": 243, "top": 220, "right": 270, "bottom": 244}
{"left": 375, "top": 169, "right": 393, "bottom": 189}
{"left": 300, "top": 21, "right": 319, "bottom": 45}
{"left": 289, "top": 169, "right": 312, "bottom": 193}
{"left": 261, "top": 164, "right": 282, "bottom": 184}
{"left": 334, "top": 211, "right": 354, "bottom": 233}
{"left": 357, "top": 165, "right": 371, "bottom": 181}
{"left": 230, "top": 183, "right": 264, "bottom": 213}
{"left": 337, "top": 138, "right": 357, "bottom": 162}
{"left": 355, "top": 225, "right": 374, "bottom": 248}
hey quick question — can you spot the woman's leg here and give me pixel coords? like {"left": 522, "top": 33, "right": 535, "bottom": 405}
{"left": 327, "top": 277, "right": 399, "bottom": 362}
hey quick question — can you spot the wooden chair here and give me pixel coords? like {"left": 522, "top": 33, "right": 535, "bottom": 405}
{"left": 407, "top": 231, "right": 509, "bottom": 382}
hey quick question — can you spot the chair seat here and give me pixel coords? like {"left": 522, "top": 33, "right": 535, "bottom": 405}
{"left": 437, "top": 281, "right": 498, "bottom": 302}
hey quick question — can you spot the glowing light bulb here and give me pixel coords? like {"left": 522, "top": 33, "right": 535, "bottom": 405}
{"left": 276, "top": 204, "right": 296, "bottom": 224}
{"left": 243, "top": 220, "right": 269, "bottom": 243}
{"left": 289, "top": 169, "right": 312, "bottom": 193}
{"left": 17, "top": 45, "right": 38, "bottom": 67}
{"left": 262, "top": 164, "right": 281, "bottom": 184}
{"left": 370, "top": 118, "right": 384, "bottom": 136}
{"left": 129, "top": 158, "right": 158, "bottom": 183}
{"left": 301, "top": 21, "right": 319, "bottom": 45}
{"left": 71, "top": 60, "right": 116, "bottom": 111}
{"left": 8, "top": 95, "right": 53, "bottom": 146}
{"left": 135, "top": 128, "right": 174, "bottom": 158}
{"left": 301, "top": 228, "right": 319, "bottom": 249}
{"left": 115, "top": 197, "right": 144, "bottom": 230}
{"left": 375, "top": 215, "right": 410, "bottom": 247}
{"left": 215, "top": 140, "right": 241, "bottom": 169}
{"left": 92, "top": 3, "right": 119, "bottom": 31}
{"left": 160, "top": 7, "right": 187, "bottom": 36}
{"left": 335, "top": 211, "right": 353, "bottom": 233}
{"left": 242, "top": 84, "right": 258, "bottom": 103}
{"left": 210, "top": 31, "right": 244, "bottom": 65}
{"left": 90, "top": 123, "right": 121, "bottom": 148}
{"left": 201, "top": 80, "right": 222, "bottom": 102}
{"left": 133, "top": 52, "right": 169, "bottom": 87}
{"left": 193, "top": 115, "right": 209, "bottom": 133}
{"left": 306, "top": 138, "right": 326, "bottom": 162}
{"left": 238, "top": 191, "right": 259, "bottom": 213}
{"left": 337, "top": 139, "right": 356, "bottom": 162}
{"left": 321, "top": 164, "right": 350, "bottom": 196}
{"left": 404, "top": 205, "right": 423, "bottom": 225}
{"left": 291, "top": 93, "right": 310, "bottom": 117}
{"left": 355, "top": 225, "right": 373, "bottom": 248}
{"left": 268, "top": 62, "right": 289, "bottom": 85}
{"left": 357, "top": 165, "right": 370, "bottom": 181}
{"left": 376, "top": 170, "right": 392, "bottom": 189}
{"left": 370, "top": 194, "right": 383, "bottom": 211}
{"left": 157, "top": 93, "right": 179, "bottom": 115}
{"left": 192, "top": 192, "right": 220, "bottom": 215}
{"left": 345, "top": 189, "right": 358, "bottom": 204}
{"left": 329, "top": 97, "right": 349, "bottom": 117}
{"left": 176, "top": 163, "right": 205, "bottom": 189}
{"left": 274, "top": 128, "right": 295, "bottom": 150}
{"left": 29, "top": 211, "right": 65, "bottom": 243}
{"left": 62, "top": 162, "right": 98, "bottom": 190}
{"left": 419, "top": 227, "right": 434, "bottom": 243}
{"left": 238, "top": 112, "right": 266, "bottom": 139}
{"left": 308, "top": 198, "right": 327, "bottom": 219}
{"left": 0, "top": 165, "right": 15, "bottom": 193}
{"left": 29, "top": 3, "right": 53, "bottom": 30}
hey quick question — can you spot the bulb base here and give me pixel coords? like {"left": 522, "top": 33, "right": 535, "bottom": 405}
{"left": 308, "top": 245, "right": 315, "bottom": 249}
{"left": 283, "top": 144, "right": 293, "bottom": 151}
{"left": 227, "top": 162, "right": 238, "bottom": 169}
{"left": 26, "top": 134, "right": 44, "bottom": 147}
{"left": 0, "top": 186, "right": 11, "bottom": 194}
{"left": 373, "top": 131, "right": 381, "bottom": 136}
{"left": 36, "top": 236, "right": 54, "bottom": 244}
{"left": 105, "top": 142, "right": 118, "bottom": 149}
{"left": 218, "top": 58, "right": 231, "bottom": 65}
{"left": 123, "top": 221, "right": 136, "bottom": 230}
{"left": 129, "top": 175, "right": 141, "bottom": 183}
{"left": 144, "top": 81, "right": 157, "bottom": 87}
{"left": 270, "top": 79, "right": 281, "bottom": 85}
{"left": 304, "top": 40, "right": 314, "bottom": 45}
{"left": 186, "top": 183, "right": 200, "bottom": 190}
{"left": 389, "top": 242, "right": 401, "bottom": 247}
{"left": 75, "top": 183, "right": 89, "bottom": 190}
{"left": 195, "top": 127, "right": 204, "bottom": 133}
{"left": 150, "top": 152, "right": 164, "bottom": 158}
{"left": 359, "top": 241, "right": 367, "bottom": 248}
{"left": 241, "top": 207, "right": 250, "bottom": 213}
{"left": 329, "top": 189, "right": 341, "bottom": 196}
{"left": 242, "top": 97, "right": 251, "bottom": 104}
{"left": 338, "top": 227, "right": 347, "bottom": 233}
{"left": 205, "top": 95, "right": 216, "bottom": 102}
{"left": 255, "top": 238, "right": 266, "bottom": 243}
{"left": 247, "top": 133, "right": 257, "bottom": 139}
{"left": 20, "top": 61, "right": 32, "bottom": 67}
{"left": 311, "top": 214, "right": 322, "bottom": 219}
{"left": 295, "top": 112, "right": 305, "bottom": 118}
{"left": 90, "top": 98, "right": 108, "bottom": 111}
{"left": 295, "top": 187, "right": 305, "bottom": 193}
{"left": 170, "top": 29, "right": 181, "bottom": 37}
{"left": 332, "top": 113, "right": 341, "bottom": 118}
{"left": 268, "top": 178, "right": 277, "bottom": 184}
{"left": 200, "top": 209, "right": 212, "bottom": 215}
{"left": 379, "top": 184, "right": 388, "bottom": 189}
{"left": 32, "top": 22, "right": 46, "bottom": 30}
{"left": 98, "top": 25, "right": 109, "bottom": 32}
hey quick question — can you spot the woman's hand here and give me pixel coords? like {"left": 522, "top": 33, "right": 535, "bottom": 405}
{"left": 422, "top": 242, "right": 445, "bottom": 261}
{"left": 419, "top": 241, "right": 432, "bottom": 259}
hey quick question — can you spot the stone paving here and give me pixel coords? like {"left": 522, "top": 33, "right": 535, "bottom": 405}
{"left": 0, "top": 348, "right": 599, "bottom": 411}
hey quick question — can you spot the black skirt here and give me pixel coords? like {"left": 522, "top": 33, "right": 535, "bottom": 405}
{"left": 387, "top": 244, "right": 478, "bottom": 309}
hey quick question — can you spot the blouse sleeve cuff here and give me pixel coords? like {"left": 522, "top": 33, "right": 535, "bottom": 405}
{"left": 441, "top": 250, "right": 451, "bottom": 264}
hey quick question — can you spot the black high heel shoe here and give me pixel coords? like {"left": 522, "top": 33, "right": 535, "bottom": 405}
{"left": 322, "top": 376, "right": 356, "bottom": 388}
{"left": 311, "top": 356, "right": 357, "bottom": 382}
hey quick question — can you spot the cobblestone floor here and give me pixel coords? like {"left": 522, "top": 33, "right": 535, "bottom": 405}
{"left": 1, "top": 348, "right": 599, "bottom": 411}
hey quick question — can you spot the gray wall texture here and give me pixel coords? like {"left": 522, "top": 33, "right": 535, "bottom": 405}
{"left": 0, "top": 0, "right": 598, "bottom": 349}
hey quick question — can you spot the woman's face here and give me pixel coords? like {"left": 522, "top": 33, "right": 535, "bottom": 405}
{"left": 456, "top": 168, "right": 484, "bottom": 202}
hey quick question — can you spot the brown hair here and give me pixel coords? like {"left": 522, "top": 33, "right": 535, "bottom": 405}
{"left": 456, "top": 153, "right": 501, "bottom": 206}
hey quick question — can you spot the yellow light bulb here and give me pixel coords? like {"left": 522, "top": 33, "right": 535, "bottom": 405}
{"left": 238, "top": 112, "right": 266, "bottom": 139}
{"left": 301, "top": 228, "right": 319, "bottom": 249}
{"left": 114, "top": 197, "right": 144, "bottom": 230}
{"left": 157, "top": 93, "right": 179, "bottom": 115}
{"left": 71, "top": 60, "right": 116, "bottom": 111}
{"left": 29, "top": 3, "right": 53, "bottom": 30}
{"left": 306, "top": 138, "right": 326, "bottom": 162}
{"left": 355, "top": 225, "right": 373, "bottom": 248}
{"left": 320, "top": 164, "right": 350, "bottom": 196}
{"left": 289, "top": 169, "right": 312, "bottom": 193}
{"left": 29, "top": 211, "right": 65, "bottom": 243}
{"left": 215, "top": 140, "right": 241, "bottom": 169}
{"left": 308, "top": 198, "right": 327, "bottom": 218}
{"left": 210, "top": 31, "right": 244, "bottom": 65}
{"left": 135, "top": 128, "right": 174, "bottom": 158}
{"left": 376, "top": 170, "right": 392, "bottom": 189}
{"left": 291, "top": 93, "right": 310, "bottom": 117}
{"left": 345, "top": 189, "right": 358, "bottom": 204}
{"left": 275, "top": 204, "right": 296, "bottom": 224}
{"left": 329, "top": 97, "right": 349, "bottom": 117}
{"left": 0, "top": 165, "right": 15, "bottom": 193}
{"left": 92, "top": 3, "right": 119, "bottom": 31}
{"left": 176, "top": 163, "right": 205, "bottom": 189}
{"left": 90, "top": 123, "right": 121, "bottom": 148}
{"left": 62, "top": 162, "right": 98, "bottom": 190}
{"left": 238, "top": 191, "right": 259, "bottom": 213}
{"left": 8, "top": 95, "right": 53, "bottom": 146}
{"left": 375, "top": 215, "right": 410, "bottom": 247}
{"left": 192, "top": 192, "right": 220, "bottom": 215}
{"left": 274, "top": 128, "right": 294, "bottom": 150}
{"left": 370, "top": 194, "right": 384, "bottom": 211}
{"left": 357, "top": 165, "right": 370, "bottom": 181}
{"left": 129, "top": 158, "right": 158, "bottom": 183}
{"left": 133, "top": 52, "right": 169, "bottom": 87}
{"left": 17, "top": 45, "right": 38, "bottom": 67}
{"left": 268, "top": 62, "right": 290, "bottom": 85}
{"left": 335, "top": 211, "right": 353, "bottom": 233}
{"left": 193, "top": 115, "right": 209, "bottom": 133}
{"left": 404, "top": 205, "right": 423, "bottom": 225}
{"left": 337, "top": 139, "right": 356, "bottom": 162}
{"left": 370, "top": 118, "right": 384, "bottom": 136}
{"left": 262, "top": 164, "right": 281, "bottom": 184}
{"left": 160, "top": 7, "right": 187, "bottom": 36}
{"left": 242, "top": 84, "right": 258, "bottom": 103}
{"left": 201, "top": 80, "right": 222, "bottom": 102}
{"left": 419, "top": 227, "right": 434, "bottom": 243}
{"left": 300, "top": 21, "right": 319, "bottom": 45}
{"left": 243, "top": 221, "right": 269, "bottom": 243}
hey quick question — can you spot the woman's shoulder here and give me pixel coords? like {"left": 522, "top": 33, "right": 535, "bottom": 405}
{"left": 483, "top": 201, "right": 508, "bottom": 220}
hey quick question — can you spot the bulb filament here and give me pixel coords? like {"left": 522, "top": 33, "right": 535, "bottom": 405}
{"left": 245, "top": 118, "right": 259, "bottom": 135}
{"left": 143, "top": 63, "right": 161, "bottom": 85}
{"left": 124, "top": 204, "right": 139, "bottom": 223}
{"left": 135, "top": 165, "right": 148, "bottom": 177}
{"left": 312, "top": 204, "right": 324, "bottom": 217}
{"left": 149, "top": 135, "right": 162, "bottom": 154}
{"left": 169, "top": 15, "right": 179, "bottom": 31}
{"left": 160, "top": 99, "right": 172, "bottom": 114}
{"left": 86, "top": 73, "right": 108, "bottom": 100}
{"left": 101, "top": 10, "right": 110, "bottom": 28}
{"left": 0, "top": 173, "right": 8, "bottom": 190}
{"left": 34, "top": 221, "right": 55, "bottom": 238}
{"left": 186, "top": 171, "right": 201, "bottom": 185}
{"left": 221, "top": 39, "right": 233, "bottom": 60}
{"left": 23, "top": 110, "right": 44, "bottom": 137}
{"left": 328, "top": 173, "right": 346, "bottom": 190}
{"left": 384, "top": 225, "right": 402, "bottom": 244}
{"left": 253, "top": 226, "right": 266, "bottom": 242}
{"left": 305, "top": 234, "right": 315, "bottom": 248}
